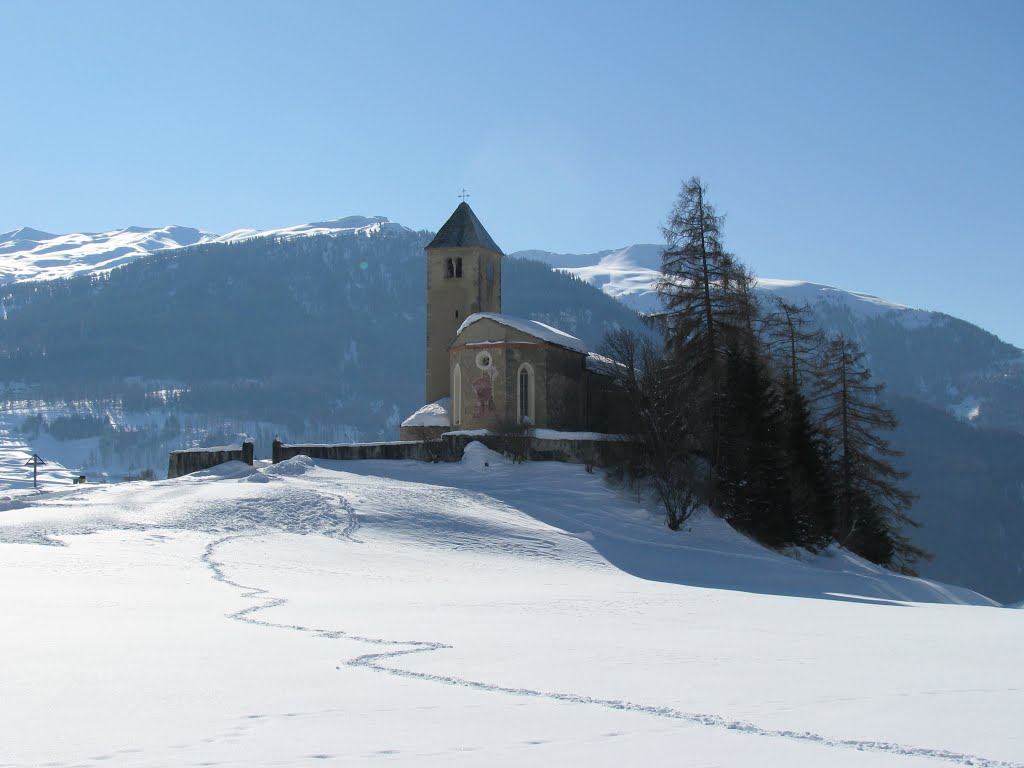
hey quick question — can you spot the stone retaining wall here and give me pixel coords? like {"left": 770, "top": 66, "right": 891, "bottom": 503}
{"left": 272, "top": 439, "right": 438, "bottom": 463}
{"left": 272, "top": 433, "right": 636, "bottom": 468}
{"left": 168, "top": 439, "right": 254, "bottom": 479}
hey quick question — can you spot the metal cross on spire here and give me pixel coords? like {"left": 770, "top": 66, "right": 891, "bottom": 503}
{"left": 458, "top": 188, "right": 470, "bottom": 202}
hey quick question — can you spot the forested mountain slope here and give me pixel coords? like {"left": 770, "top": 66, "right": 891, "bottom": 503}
{"left": 0, "top": 226, "right": 649, "bottom": 441}
{"left": 1, "top": 227, "right": 1022, "bottom": 603}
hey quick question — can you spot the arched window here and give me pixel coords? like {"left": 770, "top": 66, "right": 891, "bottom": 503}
{"left": 445, "top": 258, "right": 455, "bottom": 278}
{"left": 517, "top": 363, "right": 534, "bottom": 424}
{"left": 453, "top": 363, "right": 462, "bottom": 426}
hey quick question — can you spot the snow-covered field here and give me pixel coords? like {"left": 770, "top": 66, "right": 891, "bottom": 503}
{"left": 1, "top": 445, "right": 1020, "bottom": 767}
{"left": 0, "top": 421, "right": 80, "bottom": 491}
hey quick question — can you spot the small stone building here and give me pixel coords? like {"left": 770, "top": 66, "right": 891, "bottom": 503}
{"left": 401, "top": 202, "right": 630, "bottom": 440}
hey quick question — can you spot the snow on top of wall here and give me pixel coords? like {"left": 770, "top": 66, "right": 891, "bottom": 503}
{"left": 401, "top": 398, "right": 450, "bottom": 428}
{"left": 457, "top": 313, "right": 588, "bottom": 354}
{"left": 530, "top": 429, "right": 629, "bottom": 441}
{"left": 169, "top": 444, "right": 244, "bottom": 454}
{"left": 442, "top": 429, "right": 628, "bottom": 441}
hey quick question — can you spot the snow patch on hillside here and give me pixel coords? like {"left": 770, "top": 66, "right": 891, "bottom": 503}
{"left": 214, "top": 215, "right": 412, "bottom": 244}
{"left": 516, "top": 244, "right": 949, "bottom": 330}
{"left": 949, "top": 396, "right": 982, "bottom": 422}
{"left": 0, "top": 225, "right": 215, "bottom": 284}
{"left": 0, "top": 216, "right": 414, "bottom": 286}
{"left": 755, "top": 279, "right": 939, "bottom": 330}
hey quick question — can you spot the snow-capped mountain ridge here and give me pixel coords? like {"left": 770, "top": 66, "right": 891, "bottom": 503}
{"left": 0, "top": 224, "right": 217, "bottom": 284}
{"left": 213, "top": 215, "right": 412, "bottom": 244}
{"left": 0, "top": 217, "right": 419, "bottom": 286}
{"left": 512, "top": 245, "right": 931, "bottom": 322}
{"left": 2, "top": 225, "right": 1023, "bottom": 604}
{"left": 0, "top": 219, "right": 966, "bottom": 332}
{"left": 0, "top": 226, "right": 58, "bottom": 243}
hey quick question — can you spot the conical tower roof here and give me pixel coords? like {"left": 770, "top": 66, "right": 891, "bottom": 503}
{"left": 426, "top": 202, "right": 502, "bottom": 254}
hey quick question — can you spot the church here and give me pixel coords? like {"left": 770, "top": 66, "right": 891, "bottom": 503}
{"left": 400, "top": 202, "right": 629, "bottom": 440}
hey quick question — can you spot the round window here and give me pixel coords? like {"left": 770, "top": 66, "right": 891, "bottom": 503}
{"left": 475, "top": 351, "right": 493, "bottom": 370}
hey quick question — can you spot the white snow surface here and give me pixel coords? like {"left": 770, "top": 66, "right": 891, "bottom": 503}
{"left": 0, "top": 422, "right": 80, "bottom": 492}
{"left": 513, "top": 245, "right": 664, "bottom": 314}
{"left": 1, "top": 443, "right": 1020, "bottom": 767}
{"left": 586, "top": 351, "right": 627, "bottom": 375}
{"left": 755, "top": 278, "right": 926, "bottom": 320}
{"left": 212, "top": 215, "right": 411, "bottom": 245}
{"left": 530, "top": 428, "right": 627, "bottom": 441}
{"left": 400, "top": 398, "right": 450, "bottom": 428}
{"left": 0, "top": 217, "right": 413, "bottom": 286}
{"left": 443, "top": 429, "right": 626, "bottom": 441}
{"left": 457, "top": 312, "right": 588, "bottom": 354}
{"left": 516, "top": 245, "right": 939, "bottom": 324}
{"left": 0, "top": 225, "right": 216, "bottom": 284}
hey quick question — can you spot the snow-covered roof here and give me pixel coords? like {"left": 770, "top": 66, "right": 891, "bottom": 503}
{"left": 456, "top": 313, "right": 588, "bottom": 354}
{"left": 585, "top": 352, "right": 627, "bottom": 376}
{"left": 400, "top": 398, "right": 450, "bottom": 428}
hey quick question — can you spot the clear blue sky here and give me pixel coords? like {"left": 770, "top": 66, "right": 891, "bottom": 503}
{"left": 2, "top": 1, "right": 1021, "bottom": 345}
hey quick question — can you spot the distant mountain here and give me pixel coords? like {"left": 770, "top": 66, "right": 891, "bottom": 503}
{"left": 0, "top": 224, "right": 649, "bottom": 462}
{"left": 0, "top": 217, "right": 412, "bottom": 287}
{"left": 513, "top": 245, "right": 664, "bottom": 314}
{"left": 213, "top": 215, "right": 410, "bottom": 244}
{"left": 517, "top": 245, "right": 1024, "bottom": 435}
{"left": 1, "top": 223, "right": 1022, "bottom": 603}
{"left": 0, "top": 225, "right": 216, "bottom": 284}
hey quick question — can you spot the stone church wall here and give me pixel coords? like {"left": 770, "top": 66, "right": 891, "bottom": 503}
{"left": 540, "top": 346, "right": 588, "bottom": 430}
{"left": 449, "top": 316, "right": 592, "bottom": 432}
{"left": 426, "top": 244, "right": 501, "bottom": 404}
{"left": 272, "top": 438, "right": 438, "bottom": 463}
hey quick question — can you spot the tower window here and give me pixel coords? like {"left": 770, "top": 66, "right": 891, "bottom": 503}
{"left": 455, "top": 258, "right": 463, "bottom": 278}
{"left": 446, "top": 258, "right": 454, "bottom": 278}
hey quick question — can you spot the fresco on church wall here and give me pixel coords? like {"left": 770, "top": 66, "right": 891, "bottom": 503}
{"left": 472, "top": 373, "right": 497, "bottom": 419}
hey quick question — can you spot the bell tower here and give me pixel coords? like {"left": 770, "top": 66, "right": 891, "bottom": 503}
{"left": 424, "top": 202, "right": 502, "bottom": 404}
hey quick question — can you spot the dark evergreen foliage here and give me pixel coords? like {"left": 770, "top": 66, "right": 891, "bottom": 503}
{"left": 813, "top": 338, "right": 927, "bottom": 573}
{"left": 636, "top": 176, "right": 921, "bottom": 569}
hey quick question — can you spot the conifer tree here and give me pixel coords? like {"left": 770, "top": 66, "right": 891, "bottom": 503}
{"left": 761, "top": 297, "right": 824, "bottom": 391}
{"left": 657, "top": 177, "right": 750, "bottom": 501}
{"left": 761, "top": 298, "right": 834, "bottom": 548}
{"left": 814, "top": 337, "right": 927, "bottom": 571}
{"left": 717, "top": 345, "right": 794, "bottom": 545}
